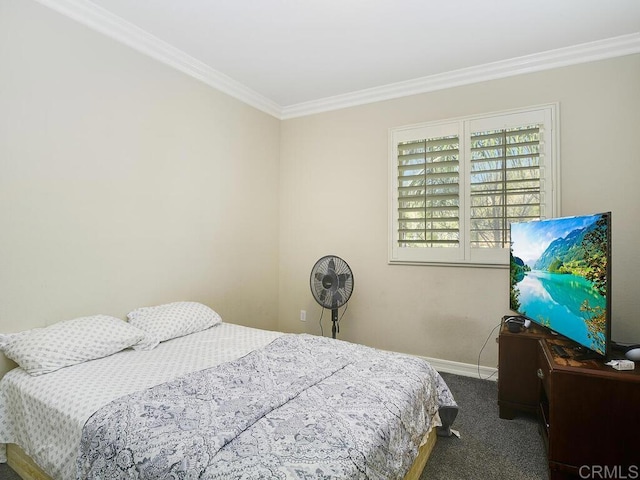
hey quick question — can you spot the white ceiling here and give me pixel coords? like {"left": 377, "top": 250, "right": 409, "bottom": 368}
{"left": 39, "top": 0, "right": 640, "bottom": 118}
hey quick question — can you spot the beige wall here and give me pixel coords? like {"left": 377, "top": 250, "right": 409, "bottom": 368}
{"left": 0, "top": 0, "right": 281, "bottom": 373}
{"left": 2, "top": 0, "right": 639, "bottom": 376}
{"left": 279, "top": 54, "right": 640, "bottom": 367}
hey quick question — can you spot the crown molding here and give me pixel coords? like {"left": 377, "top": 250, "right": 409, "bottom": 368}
{"left": 281, "top": 32, "right": 640, "bottom": 119}
{"left": 35, "top": 0, "right": 639, "bottom": 120}
{"left": 35, "top": 0, "right": 283, "bottom": 118}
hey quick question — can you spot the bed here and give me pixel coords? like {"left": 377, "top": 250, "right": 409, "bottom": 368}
{"left": 0, "top": 303, "right": 457, "bottom": 480}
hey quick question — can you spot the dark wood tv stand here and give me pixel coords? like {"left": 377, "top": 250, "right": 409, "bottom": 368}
{"left": 498, "top": 323, "right": 640, "bottom": 479}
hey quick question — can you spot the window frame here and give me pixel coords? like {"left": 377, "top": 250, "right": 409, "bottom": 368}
{"left": 388, "top": 103, "right": 560, "bottom": 267}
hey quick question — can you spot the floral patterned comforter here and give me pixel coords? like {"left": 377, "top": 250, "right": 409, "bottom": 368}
{"left": 77, "top": 334, "right": 457, "bottom": 479}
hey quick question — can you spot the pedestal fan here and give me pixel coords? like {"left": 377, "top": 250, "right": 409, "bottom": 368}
{"left": 310, "top": 255, "right": 354, "bottom": 339}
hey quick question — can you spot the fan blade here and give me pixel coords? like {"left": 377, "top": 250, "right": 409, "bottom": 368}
{"left": 337, "top": 273, "right": 350, "bottom": 288}
{"left": 332, "top": 290, "right": 343, "bottom": 307}
{"left": 328, "top": 258, "right": 335, "bottom": 272}
{"left": 319, "top": 289, "right": 327, "bottom": 304}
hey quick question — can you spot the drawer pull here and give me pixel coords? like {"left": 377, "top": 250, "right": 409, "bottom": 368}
{"left": 537, "top": 368, "right": 544, "bottom": 380}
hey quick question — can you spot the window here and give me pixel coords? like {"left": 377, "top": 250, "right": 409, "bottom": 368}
{"left": 389, "top": 104, "right": 558, "bottom": 266}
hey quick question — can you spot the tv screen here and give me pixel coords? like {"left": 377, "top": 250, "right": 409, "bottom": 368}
{"left": 509, "top": 212, "right": 611, "bottom": 357}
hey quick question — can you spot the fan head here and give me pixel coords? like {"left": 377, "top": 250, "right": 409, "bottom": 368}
{"left": 310, "top": 255, "right": 354, "bottom": 309}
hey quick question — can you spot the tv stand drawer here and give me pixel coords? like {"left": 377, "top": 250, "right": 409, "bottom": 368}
{"left": 538, "top": 395, "right": 549, "bottom": 453}
{"left": 536, "top": 343, "right": 551, "bottom": 394}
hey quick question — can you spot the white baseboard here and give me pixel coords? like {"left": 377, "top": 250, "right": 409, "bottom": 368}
{"left": 418, "top": 355, "right": 498, "bottom": 382}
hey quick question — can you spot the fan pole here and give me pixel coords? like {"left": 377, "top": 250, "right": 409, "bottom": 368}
{"left": 331, "top": 308, "right": 339, "bottom": 339}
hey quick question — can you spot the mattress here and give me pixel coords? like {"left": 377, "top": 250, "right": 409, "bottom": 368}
{"left": 0, "top": 323, "right": 456, "bottom": 479}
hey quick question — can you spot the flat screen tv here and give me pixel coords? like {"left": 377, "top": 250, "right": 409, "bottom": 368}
{"left": 509, "top": 212, "right": 611, "bottom": 359}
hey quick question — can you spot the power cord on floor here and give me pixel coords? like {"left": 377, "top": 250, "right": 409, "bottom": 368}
{"left": 477, "top": 322, "right": 501, "bottom": 380}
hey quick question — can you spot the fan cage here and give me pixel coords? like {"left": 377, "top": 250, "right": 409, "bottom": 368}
{"left": 310, "top": 255, "right": 354, "bottom": 309}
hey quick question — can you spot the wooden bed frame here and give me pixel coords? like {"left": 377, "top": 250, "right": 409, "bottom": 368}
{"left": 7, "top": 428, "right": 437, "bottom": 480}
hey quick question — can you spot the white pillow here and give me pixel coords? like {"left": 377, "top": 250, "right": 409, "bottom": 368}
{"left": 127, "top": 301, "right": 221, "bottom": 343}
{"left": 0, "top": 315, "right": 147, "bottom": 376}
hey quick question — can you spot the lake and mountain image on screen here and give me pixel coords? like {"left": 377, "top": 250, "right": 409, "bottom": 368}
{"left": 510, "top": 213, "right": 609, "bottom": 356}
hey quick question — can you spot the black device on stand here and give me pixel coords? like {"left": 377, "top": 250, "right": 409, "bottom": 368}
{"left": 310, "top": 255, "right": 354, "bottom": 339}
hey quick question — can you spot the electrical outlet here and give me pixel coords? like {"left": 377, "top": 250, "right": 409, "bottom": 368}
{"left": 300, "top": 310, "right": 307, "bottom": 321}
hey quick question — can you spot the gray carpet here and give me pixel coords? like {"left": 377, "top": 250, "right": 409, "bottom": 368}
{"left": 421, "top": 372, "right": 548, "bottom": 480}
{"left": 0, "top": 457, "right": 20, "bottom": 480}
{"left": 0, "top": 372, "right": 547, "bottom": 480}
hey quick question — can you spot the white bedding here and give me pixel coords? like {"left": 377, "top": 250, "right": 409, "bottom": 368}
{"left": 0, "top": 323, "right": 283, "bottom": 480}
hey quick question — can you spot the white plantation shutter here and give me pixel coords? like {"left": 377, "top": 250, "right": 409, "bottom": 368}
{"left": 397, "top": 135, "right": 460, "bottom": 248}
{"left": 469, "top": 125, "right": 542, "bottom": 249}
{"left": 390, "top": 105, "right": 558, "bottom": 266}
